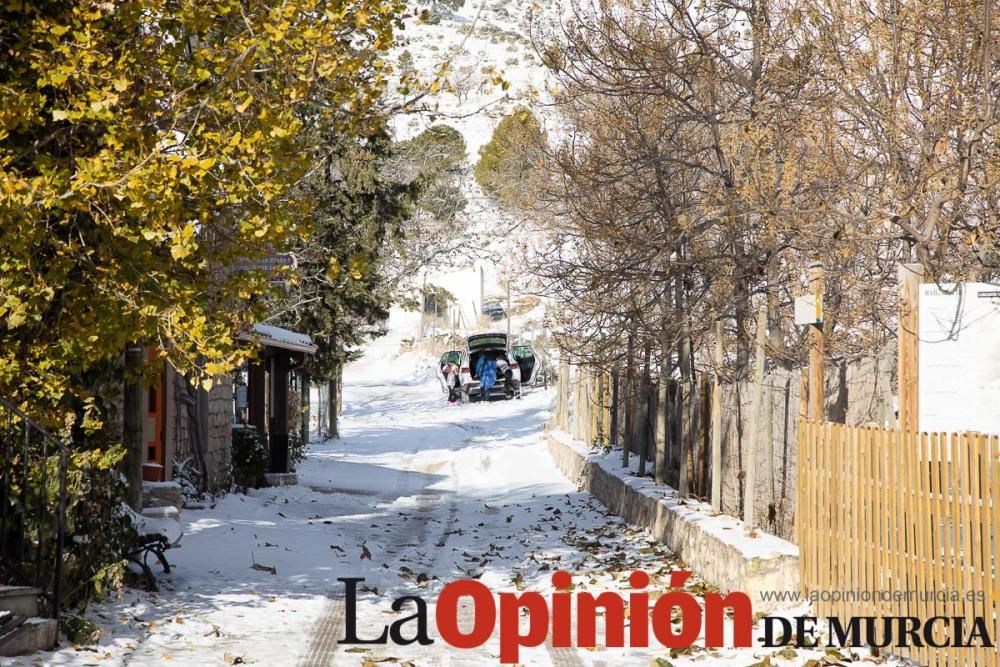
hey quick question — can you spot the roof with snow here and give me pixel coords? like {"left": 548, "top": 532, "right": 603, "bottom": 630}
{"left": 239, "top": 324, "right": 318, "bottom": 354}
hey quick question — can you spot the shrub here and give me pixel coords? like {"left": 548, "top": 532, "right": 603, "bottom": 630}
{"left": 232, "top": 425, "right": 268, "bottom": 489}
{"left": 474, "top": 107, "right": 544, "bottom": 207}
{"left": 1, "top": 442, "right": 136, "bottom": 615}
{"left": 398, "top": 49, "right": 414, "bottom": 74}
{"left": 289, "top": 432, "right": 307, "bottom": 468}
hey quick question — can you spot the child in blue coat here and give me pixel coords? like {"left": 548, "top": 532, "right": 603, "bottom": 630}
{"left": 476, "top": 355, "right": 498, "bottom": 402}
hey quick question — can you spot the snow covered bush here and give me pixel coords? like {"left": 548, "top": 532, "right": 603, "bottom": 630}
{"left": 289, "top": 433, "right": 308, "bottom": 469}
{"left": 232, "top": 425, "right": 268, "bottom": 489}
{"left": 172, "top": 457, "right": 204, "bottom": 504}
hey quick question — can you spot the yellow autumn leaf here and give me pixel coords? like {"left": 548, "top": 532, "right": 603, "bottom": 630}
{"left": 326, "top": 257, "right": 342, "bottom": 281}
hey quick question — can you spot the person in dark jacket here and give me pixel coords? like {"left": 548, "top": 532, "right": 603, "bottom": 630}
{"left": 496, "top": 354, "right": 514, "bottom": 399}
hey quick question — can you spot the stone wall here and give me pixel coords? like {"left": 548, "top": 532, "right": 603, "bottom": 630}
{"left": 565, "top": 346, "right": 895, "bottom": 543}
{"left": 547, "top": 431, "right": 800, "bottom": 613}
{"left": 171, "top": 371, "right": 232, "bottom": 494}
{"left": 204, "top": 375, "right": 233, "bottom": 492}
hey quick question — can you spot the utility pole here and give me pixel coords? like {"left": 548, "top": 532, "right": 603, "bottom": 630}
{"left": 898, "top": 263, "right": 923, "bottom": 432}
{"left": 808, "top": 262, "right": 825, "bottom": 421}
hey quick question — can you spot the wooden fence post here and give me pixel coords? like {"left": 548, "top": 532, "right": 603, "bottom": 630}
{"left": 745, "top": 302, "right": 768, "bottom": 532}
{"left": 711, "top": 321, "right": 723, "bottom": 512}
{"left": 808, "top": 261, "right": 825, "bottom": 421}
{"left": 593, "top": 370, "right": 599, "bottom": 443}
{"left": 573, "top": 365, "right": 583, "bottom": 440}
{"left": 585, "top": 370, "right": 594, "bottom": 444}
{"left": 898, "top": 263, "right": 923, "bottom": 432}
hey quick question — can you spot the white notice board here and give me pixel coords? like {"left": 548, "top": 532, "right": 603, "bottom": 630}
{"left": 918, "top": 282, "right": 1000, "bottom": 434}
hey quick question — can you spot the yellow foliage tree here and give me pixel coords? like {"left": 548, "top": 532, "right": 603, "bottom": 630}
{"left": 0, "top": 0, "right": 404, "bottom": 424}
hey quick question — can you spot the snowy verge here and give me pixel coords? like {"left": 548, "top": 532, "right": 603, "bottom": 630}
{"left": 546, "top": 428, "right": 801, "bottom": 613}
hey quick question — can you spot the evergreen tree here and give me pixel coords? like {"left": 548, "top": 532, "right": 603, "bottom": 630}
{"left": 475, "top": 108, "right": 544, "bottom": 208}
{"left": 273, "top": 124, "right": 467, "bottom": 436}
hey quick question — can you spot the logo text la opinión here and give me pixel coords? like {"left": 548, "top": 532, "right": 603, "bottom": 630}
{"left": 338, "top": 572, "right": 994, "bottom": 663}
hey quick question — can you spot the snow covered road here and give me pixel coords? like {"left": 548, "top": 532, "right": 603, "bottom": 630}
{"left": 22, "top": 348, "right": 854, "bottom": 666}
{"left": 19, "top": 358, "right": 680, "bottom": 666}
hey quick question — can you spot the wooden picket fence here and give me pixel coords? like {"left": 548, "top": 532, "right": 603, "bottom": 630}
{"left": 798, "top": 421, "right": 999, "bottom": 666}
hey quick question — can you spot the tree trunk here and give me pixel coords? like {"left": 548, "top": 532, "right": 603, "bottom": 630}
{"left": 336, "top": 363, "right": 344, "bottom": 417}
{"left": 655, "top": 325, "right": 669, "bottom": 485}
{"left": 300, "top": 370, "right": 310, "bottom": 445}
{"left": 637, "top": 341, "right": 651, "bottom": 476}
{"left": 677, "top": 281, "right": 692, "bottom": 497}
{"left": 123, "top": 344, "right": 145, "bottom": 511}
{"left": 745, "top": 302, "right": 768, "bottom": 533}
{"left": 327, "top": 373, "right": 339, "bottom": 439}
{"left": 610, "top": 365, "right": 620, "bottom": 447}
{"left": 623, "top": 326, "right": 636, "bottom": 467}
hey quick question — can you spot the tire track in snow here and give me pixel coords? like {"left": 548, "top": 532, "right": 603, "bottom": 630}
{"left": 299, "top": 448, "right": 457, "bottom": 665}
{"left": 297, "top": 459, "right": 414, "bottom": 666}
{"left": 298, "top": 598, "right": 346, "bottom": 667}
{"left": 545, "top": 639, "right": 589, "bottom": 667}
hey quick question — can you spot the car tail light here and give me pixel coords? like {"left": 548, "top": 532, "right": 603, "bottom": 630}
{"left": 461, "top": 367, "right": 469, "bottom": 373}
{"left": 511, "top": 362, "right": 519, "bottom": 369}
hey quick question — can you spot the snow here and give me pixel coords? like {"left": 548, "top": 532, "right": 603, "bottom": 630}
{"left": 549, "top": 431, "right": 800, "bottom": 560}
{"left": 20, "top": 325, "right": 888, "bottom": 666}
{"left": 141, "top": 481, "right": 180, "bottom": 490}
{"left": 240, "top": 324, "right": 318, "bottom": 353}
{"left": 7, "top": 5, "right": 883, "bottom": 666}
{"left": 130, "top": 508, "right": 183, "bottom": 546}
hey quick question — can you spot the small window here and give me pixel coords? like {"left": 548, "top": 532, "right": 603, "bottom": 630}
{"left": 148, "top": 386, "right": 157, "bottom": 413}
{"left": 147, "top": 445, "right": 156, "bottom": 461}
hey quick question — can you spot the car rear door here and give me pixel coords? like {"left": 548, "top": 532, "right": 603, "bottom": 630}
{"left": 512, "top": 345, "right": 537, "bottom": 385}
{"left": 466, "top": 333, "right": 508, "bottom": 351}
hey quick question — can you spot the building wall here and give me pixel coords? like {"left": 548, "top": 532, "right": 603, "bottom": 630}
{"left": 204, "top": 375, "right": 233, "bottom": 491}
{"left": 170, "top": 369, "right": 232, "bottom": 494}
